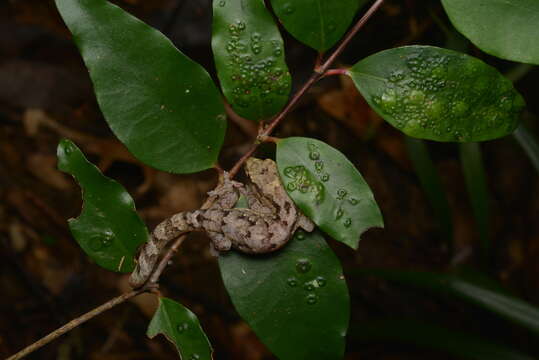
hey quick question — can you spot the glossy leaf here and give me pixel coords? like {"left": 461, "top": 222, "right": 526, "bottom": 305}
{"left": 57, "top": 139, "right": 149, "bottom": 273}
{"left": 405, "top": 137, "right": 453, "bottom": 243}
{"left": 441, "top": 0, "right": 539, "bottom": 65}
{"left": 348, "top": 46, "right": 525, "bottom": 142}
{"left": 356, "top": 269, "right": 539, "bottom": 336}
{"left": 459, "top": 142, "right": 490, "bottom": 259}
{"left": 276, "top": 137, "right": 383, "bottom": 249}
{"left": 219, "top": 230, "right": 349, "bottom": 360}
{"left": 55, "top": 0, "right": 226, "bottom": 173}
{"left": 514, "top": 124, "right": 539, "bottom": 174}
{"left": 212, "top": 0, "right": 291, "bottom": 121}
{"left": 351, "top": 318, "right": 534, "bottom": 360}
{"left": 147, "top": 297, "right": 212, "bottom": 360}
{"left": 270, "top": 0, "right": 367, "bottom": 52}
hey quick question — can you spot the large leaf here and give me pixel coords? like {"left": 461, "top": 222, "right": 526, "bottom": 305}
{"left": 219, "top": 230, "right": 349, "bottom": 360}
{"left": 57, "top": 139, "right": 149, "bottom": 272}
{"left": 405, "top": 137, "right": 453, "bottom": 243}
{"left": 441, "top": 0, "right": 539, "bottom": 65}
{"left": 348, "top": 46, "right": 525, "bottom": 142}
{"left": 514, "top": 123, "right": 539, "bottom": 174}
{"left": 270, "top": 0, "right": 367, "bottom": 52}
{"left": 276, "top": 137, "right": 383, "bottom": 249}
{"left": 351, "top": 318, "right": 534, "bottom": 360}
{"left": 459, "top": 142, "right": 490, "bottom": 259}
{"left": 212, "top": 0, "right": 291, "bottom": 121}
{"left": 147, "top": 297, "right": 212, "bottom": 360}
{"left": 55, "top": 0, "right": 226, "bottom": 173}
{"left": 356, "top": 269, "right": 539, "bottom": 336}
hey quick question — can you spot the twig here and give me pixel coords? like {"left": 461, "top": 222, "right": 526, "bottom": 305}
{"left": 229, "top": 0, "right": 386, "bottom": 176}
{"left": 6, "top": 288, "right": 147, "bottom": 360}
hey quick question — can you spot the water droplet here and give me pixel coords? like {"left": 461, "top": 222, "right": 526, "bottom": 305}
{"left": 102, "top": 230, "right": 114, "bottom": 247}
{"left": 189, "top": 354, "right": 200, "bottom": 360}
{"left": 64, "top": 143, "right": 74, "bottom": 155}
{"left": 218, "top": 0, "right": 226, "bottom": 6}
{"left": 251, "top": 33, "right": 261, "bottom": 42}
{"left": 348, "top": 198, "right": 358, "bottom": 205}
{"left": 273, "top": 48, "right": 283, "bottom": 56}
{"left": 283, "top": 3, "right": 295, "bottom": 14}
{"left": 320, "top": 173, "right": 330, "bottom": 182}
{"left": 306, "top": 294, "right": 318, "bottom": 305}
{"left": 89, "top": 236, "right": 103, "bottom": 251}
{"left": 344, "top": 218, "right": 352, "bottom": 228}
{"left": 309, "top": 151, "right": 320, "bottom": 160}
{"left": 296, "top": 231, "right": 305, "bottom": 240}
{"left": 296, "top": 259, "right": 312, "bottom": 273}
{"left": 287, "top": 277, "right": 298, "bottom": 287}
{"left": 185, "top": 88, "right": 191, "bottom": 94}
{"left": 303, "top": 281, "right": 315, "bottom": 291}
{"left": 316, "top": 276, "right": 327, "bottom": 287}
{"left": 335, "top": 208, "right": 344, "bottom": 220}
{"left": 236, "top": 21, "right": 246, "bottom": 31}
{"left": 314, "top": 160, "right": 324, "bottom": 172}
{"left": 337, "top": 189, "right": 347, "bottom": 200}
{"left": 177, "top": 323, "right": 189, "bottom": 333}
{"left": 286, "top": 182, "right": 296, "bottom": 191}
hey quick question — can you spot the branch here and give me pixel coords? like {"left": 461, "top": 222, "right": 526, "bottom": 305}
{"left": 6, "top": 288, "right": 148, "bottom": 360}
{"left": 229, "top": 0, "right": 385, "bottom": 176}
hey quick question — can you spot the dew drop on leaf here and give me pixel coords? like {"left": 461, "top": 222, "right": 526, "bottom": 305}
{"left": 306, "top": 293, "right": 318, "bottom": 305}
{"left": 177, "top": 323, "right": 189, "bottom": 333}
{"left": 303, "top": 281, "right": 315, "bottom": 291}
{"left": 343, "top": 218, "right": 352, "bottom": 228}
{"left": 316, "top": 276, "right": 327, "bottom": 287}
{"left": 296, "top": 259, "right": 312, "bottom": 274}
{"left": 287, "top": 277, "right": 298, "bottom": 287}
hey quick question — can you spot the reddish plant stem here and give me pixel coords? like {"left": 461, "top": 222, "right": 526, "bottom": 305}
{"left": 323, "top": 68, "right": 349, "bottom": 77}
{"left": 229, "top": 0, "right": 385, "bottom": 177}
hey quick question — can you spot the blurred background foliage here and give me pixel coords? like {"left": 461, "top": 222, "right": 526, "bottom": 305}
{"left": 0, "top": 0, "right": 538, "bottom": 359}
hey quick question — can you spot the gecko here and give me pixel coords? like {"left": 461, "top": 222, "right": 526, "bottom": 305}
{"left": 129, "top": 158, "right": 314, "bottom": 288}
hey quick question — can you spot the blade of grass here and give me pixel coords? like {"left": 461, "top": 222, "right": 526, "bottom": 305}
{"left": 405, "top": 137, "right": 453, "bottom": 247}
{"left": 355, "top": 269, "right": 539, "bottom": 336}
{"left": 459, "top": 142, "right": 490, "bottom": 263}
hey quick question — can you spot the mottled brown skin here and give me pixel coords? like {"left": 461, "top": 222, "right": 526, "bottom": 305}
{"left": 129, "top": 158, "right": 314, "bottom": 288}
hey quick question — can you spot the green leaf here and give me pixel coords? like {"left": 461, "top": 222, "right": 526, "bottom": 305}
{"left": 405, "top": 137, "right": 453, "bottom": 243}
{"left": 356, "top": 269, "right": 539, "bottom": 336}
{"left": 212, "top": 0, "right": 291, "bottom": 121}
{"left": 57, "top": 139, "right": 149, "bottom": 273}
{"left": 219, "top": 230, "right": 349, "bottom": 360}
{"left": 514, "top": 124, "right": 539, "bottom": 174}
{"left": 459, "top": 142, "right": 490, "bottom": 259}
{"left": 348, "top": 46, "right": 525, "bottom": 142}
{"left": 441, "top": 0, "right": 539, "bottom": 65}
{"left": 276, "top": 137, "right": 383, "bottom": 249}
{"left": 270, "top": 0, "right": 367, "bottom": 52}
{"left": 147, "top": 297, "right": 212, "bottom": 360}
{"left": 55, "top": 0, "right": 226, "bottom": 174}
{"left": 351, "top": 318, "right": 534, "bottom": 360}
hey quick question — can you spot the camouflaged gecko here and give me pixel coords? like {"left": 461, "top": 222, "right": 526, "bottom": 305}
{"left": 129, "top": 158, "right": 314, "bottom": 288}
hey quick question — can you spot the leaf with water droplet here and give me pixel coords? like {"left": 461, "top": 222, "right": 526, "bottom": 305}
{"left": 212, "top": 0, "right": 291, "bottom": 121}
{"left": 219, "top": 230, "right": 349, "bottom": 360}
{"left": 442, "top": 0, "right": 539, "bottom": 65}
{"left": 348, "top": 46, "right": 525, "bottom": 142}
{"left": 147, "top": 297, "right": 212, "bottom": 360}
{"left": 270, "top": 0, "right": 369, "bottom": 51}
{"left": 57, "top": 139, "right": 149, "bottom": 273}
{"left": 55, "top": 0, "right": 226, "bottom": 173}
{"left": 277, "top": 137, "right": 383, "bottom": 249}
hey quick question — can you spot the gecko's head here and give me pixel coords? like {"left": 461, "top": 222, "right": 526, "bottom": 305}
{"left": 245, "top": 158, "right": 279, "bottom": 186}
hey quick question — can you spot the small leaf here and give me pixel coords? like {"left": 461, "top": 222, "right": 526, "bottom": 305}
{"left": 219, "top": 230, "right": 349, "bottom": 360}
{"left": 405, "top": 137, "right": 453, "bottom": 243}
{"left": 57, "top": 139, "right": 149, "bottom": 273}
{"left": 212, "top": 0, "right": 291, "bottom": 121}
{"left": 55, "top": 0, "right": 226, "bottom": 173}
{"left": 441, "top": 0, "right": 539, "bottom": 65}
{"left": 514, "top": 124, "right": 539, "bottom": 174}
{"left": 459, "top": 142, "right": 490, "bottom": 259}
{"left": 270, "top": 0, "right": 368, "bottom": 52}
{"left": 356, "top": 269, "right": 539, "bottom": 336}
{"left": 276, "top": 137, "right": 383, "bottom": 249}
{"left": 351, "top": 318, "right": 534, "bottom": 360}
{"left": 147, "top": 297, "right": 212, "bottom": 360}
{"left": 348, "top": 46, "right": 525, "bottom": 142}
